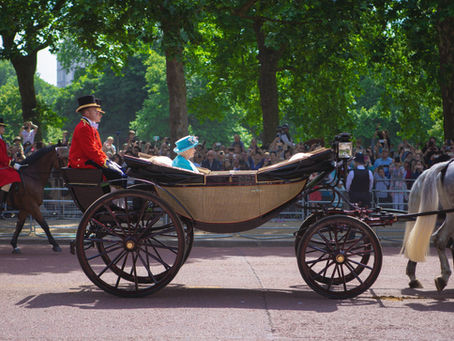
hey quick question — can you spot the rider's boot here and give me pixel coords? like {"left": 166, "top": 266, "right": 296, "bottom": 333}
{"left": 0, "top": 190, "right": 6, "bottom": 219}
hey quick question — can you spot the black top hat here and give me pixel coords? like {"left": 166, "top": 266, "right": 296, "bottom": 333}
{"left": 76, "top": 95, "right": 101, "bottom": 113}
{"left": 354, "top": 153, "right": 365, "bottom": 163}
{"left": 0, "top": 117, "right": 7, "bottom": 127}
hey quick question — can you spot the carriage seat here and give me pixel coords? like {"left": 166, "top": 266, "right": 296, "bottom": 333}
{"left": 61, "top": 167, "right": 109, "bottom": 212}
{"left": 125, "top": 148, "right": 334, "bottom": 185}
{"left": 125, "top": 154, "right": 207, "bottom": 185}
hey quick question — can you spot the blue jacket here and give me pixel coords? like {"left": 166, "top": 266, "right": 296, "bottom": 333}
{"left": 172, "top": 155, "right": 199, "bottom": 172}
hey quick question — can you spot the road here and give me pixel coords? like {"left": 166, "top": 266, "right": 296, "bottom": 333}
{"left": 0, "top": 244, "right": 453, "bottom": 340}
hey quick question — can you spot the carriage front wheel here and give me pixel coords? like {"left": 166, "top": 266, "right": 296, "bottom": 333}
{"left": 296, "top": 215, "right": 382, "bottom": 299}
{"left": 76, "top": 189, "right": 185, "bottom": 297}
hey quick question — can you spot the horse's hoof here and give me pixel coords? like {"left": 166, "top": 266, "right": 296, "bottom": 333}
{"left": 12, "top": 248, "right": 21, "bottom": 254}
{"left": 52, "top": 245, "right": 62, "bottom": 252}
{"left": 434, "top": 277, "right": 447, "bottom": 292}
{"left": 409, "top": 280, "right": 423, "bottom": 289}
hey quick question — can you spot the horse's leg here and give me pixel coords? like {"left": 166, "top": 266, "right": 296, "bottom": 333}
{"left": 10, "top": 211, "right": 28, "bottom": 254}
{"left": 432, "top": 220, "right": 452, "bottom": 292}
{"left": 406, "top": 260, "right": 423, "bottom": 288}
{"left": 33, "top": 210, "right": 62, "bottom": 252}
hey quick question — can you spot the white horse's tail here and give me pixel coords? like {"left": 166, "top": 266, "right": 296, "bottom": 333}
{"left": 403, "top": 163, "right": 443, "bottom": 262}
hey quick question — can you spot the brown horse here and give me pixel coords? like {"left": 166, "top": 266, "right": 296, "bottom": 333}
{"left": 8, "top": 145, "right": 68, "bottom": 253}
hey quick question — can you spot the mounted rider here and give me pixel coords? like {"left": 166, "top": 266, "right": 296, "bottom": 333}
{"left": 0, "top": 118, "right": 22, "bottom": 216}
{"left": 68, "top": 95, "right": 125, "bottom": 180}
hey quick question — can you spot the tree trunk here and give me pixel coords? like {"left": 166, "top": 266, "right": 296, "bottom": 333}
{"left": 438, "top": 4, "right": 454, "bottom": 141}
{"left": 253, "top": 20, "right": 282, "bottom": 147}
{"left": 162, "top": 22, "right": 189, "bottom": 149}
{"left": 10, "top": 52, "right": 41, "bottom": 141}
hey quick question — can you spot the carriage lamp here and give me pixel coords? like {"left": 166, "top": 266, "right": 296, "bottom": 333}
{"left": 333, "top": 133, "right": 352, "bottom": 159}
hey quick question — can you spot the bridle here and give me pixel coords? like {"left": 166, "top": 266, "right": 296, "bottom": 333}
{"left": 55, "top": 146, "right": 69, "bottom": 169}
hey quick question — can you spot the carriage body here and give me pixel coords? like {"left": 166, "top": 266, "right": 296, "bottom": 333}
{"left": 62, "top": 134, "right": 383, "bottom": 299}
{"left": 123, "top": 148, "right": 334, "bottom": 233}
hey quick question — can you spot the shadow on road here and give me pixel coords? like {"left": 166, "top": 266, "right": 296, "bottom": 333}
{"left": 15, "top": 284, "right": 381, "bottom": 312}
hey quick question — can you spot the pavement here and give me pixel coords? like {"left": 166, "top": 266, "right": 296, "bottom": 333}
{"left": 0, "top": 244, "right": 453, "bottom": 340}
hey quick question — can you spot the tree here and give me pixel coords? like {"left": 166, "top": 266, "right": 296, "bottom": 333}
{"left": 63, "top": 0, "right": 207, "bottom": 145}
{"left": 0, "top": 0, "right": 68, "bottom": 141}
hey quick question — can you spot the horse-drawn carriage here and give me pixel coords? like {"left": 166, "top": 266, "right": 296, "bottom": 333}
{"left": 60, "top": 133, "right": 388, "bottom": 299}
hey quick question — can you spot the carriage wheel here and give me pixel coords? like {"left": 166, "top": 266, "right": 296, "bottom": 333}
{"left": 76, "top": 189, "right": 185, "bottom": 297}
{"left": 296, "top": 215, "right": 382, "bottom": 299}
{"left": 294, "top": 213, "right": 318, "bottom": 256}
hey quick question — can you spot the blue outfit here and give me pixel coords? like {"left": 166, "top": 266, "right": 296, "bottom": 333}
{"left": 172, "top": 155, "right": 199, "bottom": 172}
{"left": 373, "top": 157, "right": 393, "bottom": 177}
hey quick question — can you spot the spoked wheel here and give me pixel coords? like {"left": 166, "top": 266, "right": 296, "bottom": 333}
{"left": 294, "top": 213, "right": 318, "bottom": 255}
{"left": 76, "top": 189, "right": 185, "bottom": 297}
{"left": 296, "top": 215, "right": 382, "bottom": 299}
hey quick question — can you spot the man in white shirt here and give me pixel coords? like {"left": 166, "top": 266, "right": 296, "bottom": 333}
{"left": 20, "top": 121, "right": 38, "bottom": 145}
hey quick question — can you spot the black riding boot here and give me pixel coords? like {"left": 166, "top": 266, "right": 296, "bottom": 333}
{"left": 0, "top": 190, "right": 6, "bottom": 219}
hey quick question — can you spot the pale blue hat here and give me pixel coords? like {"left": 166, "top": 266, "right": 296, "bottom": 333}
{"left": 173, "top": 135, "right": 199, "bottom": 154}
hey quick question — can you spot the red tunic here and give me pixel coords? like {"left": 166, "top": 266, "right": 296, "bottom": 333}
{"left": 68, "top": 117, "right": 107, "bottom": 169}
{"left": 0, "top": 136, "right": 21, "bottom": 187}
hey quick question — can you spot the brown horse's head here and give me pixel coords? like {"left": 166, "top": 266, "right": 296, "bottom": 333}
{"left": 55, "top": 146, "right": 69, "bottom": 169}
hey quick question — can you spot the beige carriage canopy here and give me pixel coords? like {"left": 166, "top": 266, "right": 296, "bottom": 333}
{"left": 124, "top": 148, "right": 334, "bottom": 228}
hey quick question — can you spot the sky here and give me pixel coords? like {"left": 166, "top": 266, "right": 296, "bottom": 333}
{"left": 37, "top": 48, "right": 57, "bottom": 86}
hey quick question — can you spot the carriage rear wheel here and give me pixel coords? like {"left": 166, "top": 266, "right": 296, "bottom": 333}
{"left": 76, "top": 189, "right": 185, "bottom": 297}
{"left": 296, "top": 215, "right": 382, "bottom": 299}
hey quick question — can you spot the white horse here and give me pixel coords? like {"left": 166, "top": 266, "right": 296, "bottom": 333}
{"left": 402, "top": 160, "right": 454, "bottom": 291}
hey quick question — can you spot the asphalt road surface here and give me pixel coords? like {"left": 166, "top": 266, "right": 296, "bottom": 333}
{"left": 0, "top": 243, "right": 453, "bottom": 340}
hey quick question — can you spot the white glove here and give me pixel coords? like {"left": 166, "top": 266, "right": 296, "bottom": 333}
{"left": 13, "top": 163, "right": 21, "bottom": 170}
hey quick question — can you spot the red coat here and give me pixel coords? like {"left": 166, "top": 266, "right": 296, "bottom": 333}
{"left": 0, "top": 136, "right": 21, "bottom": 187}
{"left": 68, "top": 117, "right": 107, "bottom": 169}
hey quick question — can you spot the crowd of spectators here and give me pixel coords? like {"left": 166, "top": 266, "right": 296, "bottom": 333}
{"left": 5, "top": 121, "right": 454, "bottom": 208}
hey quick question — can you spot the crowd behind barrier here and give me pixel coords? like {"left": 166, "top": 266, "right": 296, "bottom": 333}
{"left": 3, "top": 122, "right": 454, "bottom": 223}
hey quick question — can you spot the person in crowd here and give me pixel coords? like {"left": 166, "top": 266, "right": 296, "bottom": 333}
{"left": 346, "top": 153, "right": 374, "bottom": 208}
{"left": 126, "top": 130, "right": 136, "bottom": 149}
{"left": 172, "top": 135, "right": 200, "bottom": 172}
{"left": 308, "top": 173, "right": 322, "bottom": 206}
{"left": 61, "top": 130, "right": 69, "bottom": 146}
{"left": 373, "top": 149, "right": 393, "bottom": 178}
{"left": 248, "top": 150, "right": 265, "bottom": 170}
{"left": 262, "top": 152, "right": 272, "bottom": 167}
{"left": 231, "top": 134, "right": 245, "bottom": 153}
{"left": 389, "top": 156, "right": 407, "bottom": 210}
{"left": 23, "top": 141, "right": 32, "bottom": 157}
{"left": 403, "top": 161, "right": 413, "bottom": 189}
{"left": 374, "top": 166, "right": 390, "bottom": 206}
{"left": 112, "top": 153, "right": 127, "bottom": 171}
{"left": 411, "top": 160, "right": 425, "bottom": 180}
{"left": 279, "top": 123, "right": 295, "bottom": 149}
{"left": 422, "top": 136, "right": 440, "bottom": 166}
{"left": 9, "top": 136, "right": 25, "bottom": 162}
{"left": 102, "top": 136, "right": 116, "bottom": 159}
{"left": 68, "top": 95, "right": 124, "bottom": 180}
{"left": 269, "top": 151, "right": 279, "bottom": 164}
{"left": 0, "top": 118, "right": 22, "bottom": 217}
{"left": 217, "top": 150, "right": 226, "bottom": 168}
{"left": 159, "top": 142, "right": 171, "bottom": 157}
{"left": 231, "top": 154, "right": 241, "bottom": 170}
{"left": 193, "top": 151, "right": 203, "bottom": 168}
{"left": 354, "top": 138, "right": 366, "bottom": 154}
{"left": 366, "top": 147, "right": 375, "bottom": 164}
{"left": 19, "top": 120, "right": 38, "bottom": 146}
{"left": 201, "top": 149, "right": 222, "bottom": 171}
